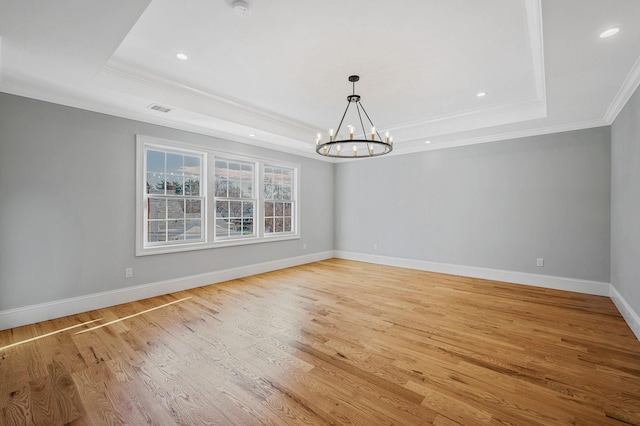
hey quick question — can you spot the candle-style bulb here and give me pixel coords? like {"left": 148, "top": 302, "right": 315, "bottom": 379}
{"left": 329, "top": 128, "right": 335, "bottom": 142}
{"left": 353, "top": 145, "right": 357, "bottom": 156}
{"left": 370, "top": 126, "right": 376, "bottom": 141}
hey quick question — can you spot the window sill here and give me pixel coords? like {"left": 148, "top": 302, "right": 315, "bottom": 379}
{"left": 136, "top": 234, "right": 300, "bottom": 256}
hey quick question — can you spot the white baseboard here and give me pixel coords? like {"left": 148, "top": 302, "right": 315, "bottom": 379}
{"left": 335, "top": 251, "right": 640, "bottom": 342}
{"left": 4, "top": 251, "right": 638, "bottom": 343}
{"left": 334, "top": 251, "right": 611, "bottom": 296}
{"left": 0, "top": 251, "right": 333, "bottom": 331}
{"left": 610, "top": 285, "right": 640, "bottom": 341}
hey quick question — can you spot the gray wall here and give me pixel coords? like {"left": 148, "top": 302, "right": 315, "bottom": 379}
{"left": 0, "top": 93, "right": 334, "bottom": 311}
{"left": 335, "top": 128, "right": 611, "bottom": 282}
{"left": 611, "top": 84, "right": 640, "bottom": 314}
{"left": 0, "top": 91, "right": 620, "bottom": 317}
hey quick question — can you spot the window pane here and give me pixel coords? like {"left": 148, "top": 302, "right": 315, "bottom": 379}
{"left": 229, "top": 179, "right": 241, "bottom": 197}
{"left": 185, "top": 199, "right": 201, "bottom": 219}
{"left": 264, "top": 183, "right": 274, "bottom": 199}
{"left": 185, "top": 220, "right": 202, "bottom": 240}
{"left": 241, "top": 180, "right": 253, "bottom": 198}
{"left": 165, "top": 179, "right": 180, "bottom": 195}
{"left": 284, "top": 202, "right": 292, "bottom": 216}
{"left": 264, "top": 218, "right": 274, "bottom": 233}
{"left": 230, "top": 219, "right": 242, "bottom": 236}
{"left": 264, "top": 166, "right": 273, "bottom": 182}
{"left": 167, "top": 153, "right": 183, "bottom": 177}
{"left": 215, "top": 160, "right": 228, "bottom": 197}
{"left": 282, "top": 169, "right": 292, "bottom": 185}
{"left": 184, "top": 176, "right": 199, "bottom": 196}
{"left": 215, "top": 176, "right": 228, "bottom": 197}
{"left": 275, "top": 218, "right": 284, "bottom": 233}
{"left": 282, "top": 185, "right": 292, "bottom": 200}
{"left": 167, "top": 219, "right": 184, "bottom": 241}
{"left": 184, "top": 155, "right": 201, "bottom": 175}
{"left": 229, "top": 201, "right": 242, "bottom": 217}
{"left": 148, "top": 199, "right": 166, "bottom": 220}
{"left": 241, "top": 163, "right": 253, "bottom": 181}
{"left": 275, "top": 202, "right": 283, "bottom": 217}
{"left": 147, "top": 150, "right": 165, "bottom": 173}
{"left": 242, "top": 218, "right": 253, "bottom": 235}
{"left": 147, "top": 221, "right": 165, "bottom": 242}
{"left": 147, "top": 173, "right": 164, "bottom": 194}
{"left": 167, "top": 199, "right": 185, "bottom": 219}
{"left": 274, "top": 183, "right": 282, "bottom": 200}
{"left": 216, "top": 219, "right": 229, "bottom": 237}
{"left": 284, "top": 218, "right": 292, "bottom": 232}
{"left": 242, "top": 201, "right": 253, "bottom": 217}
{"left": 265, "top": 202, "right": 274, "bottom": 217}
{"left": 216, "top": 201, "right": 229, "bottom": 218}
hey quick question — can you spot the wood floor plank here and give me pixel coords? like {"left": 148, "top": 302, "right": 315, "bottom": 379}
{"left": 1, "top": 258, "right": 640, "bottom": 425}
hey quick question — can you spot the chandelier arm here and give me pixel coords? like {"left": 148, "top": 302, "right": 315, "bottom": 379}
{"left": 334, "top": 101, "right": 352, "bottom": 137}
{"left": 358, "top": 102, "right": 384, "bottom": 141}
{"left": 355, "top": 103, "right": 368, "bottom": 138}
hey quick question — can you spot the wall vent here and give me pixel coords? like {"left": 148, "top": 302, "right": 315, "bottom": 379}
{"left": 148, "top": 104, "right": 172, "bottom": 113}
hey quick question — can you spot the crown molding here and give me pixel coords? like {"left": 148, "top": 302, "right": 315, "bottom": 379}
{"left": 100, "top": 59, "right": 318, "bottom": 136}
{"left": 525, "top": 0, "right": 547, "bottom": 101}
{"left": 0, "top": 75, "right": 325, "bottom": 162}
{"left": 389, "top": 0, "right": 546, "bottom": 136}
{"left": 604, "top": 55, "right": 640, "bottom": 124}
{"left": 389, "top": 117, "right": 609, "bottom": 157}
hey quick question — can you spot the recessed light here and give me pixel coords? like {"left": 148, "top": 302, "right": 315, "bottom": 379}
{"left": 176, "top": 53, "right": 189, "bottom": 61}
{"left": 599, "top": 27, "right": 620, "bottom": 38}
{"left": 249, "top": 133, "right": 256, "bottom": 137}
{"left": 233, "top": 0, "right": 250, "bottom": 17}
{"left": 424, "top": 140, "right": 431, "bottom": 144}
{"left": 477, "top": 92, "right": 487, "bottom": 97}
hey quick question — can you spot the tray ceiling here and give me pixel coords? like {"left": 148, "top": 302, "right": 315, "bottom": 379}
{"left": 1, "top": 0, "right": 639, "bottom": 160}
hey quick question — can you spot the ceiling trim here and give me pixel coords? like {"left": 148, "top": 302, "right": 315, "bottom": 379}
{"left": 0, "top": 75, "right": 327, "bottom": 162}
{"left": 99, "top": 60, "right": 318, "bottom": 136}
{"left": 525, "top": 0, "right": 547, "bottom": 101}
{"left": 391, "top": 117, "right": 609, "bottom": 157}
{"left": 388, "top": 0, "right": 546, "bottom": 135}
{"left": 604, "top": 55, "right": 640, "bottom": 124}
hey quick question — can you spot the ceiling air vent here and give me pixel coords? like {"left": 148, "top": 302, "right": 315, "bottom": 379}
{"left": 148, "top": 104, "right": 173, "bottom": 113}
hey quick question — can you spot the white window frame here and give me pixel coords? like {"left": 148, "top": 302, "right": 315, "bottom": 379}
{"left": 263, "top": 162, "right": 298, "bottom": 237}
{"left": 136, "top": 135, "right": 300, "bottom": 256}
{"left": 213, "top": 156, "right": 258, "bottom": 242}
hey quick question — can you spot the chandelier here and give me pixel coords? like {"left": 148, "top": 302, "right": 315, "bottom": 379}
{"left": 316, "top": 75, "right": 393, "bottom": 158}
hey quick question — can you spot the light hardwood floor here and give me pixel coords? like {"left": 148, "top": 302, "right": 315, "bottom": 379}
{"left": 1, "top": 259, "right": 640, "bottom": 425}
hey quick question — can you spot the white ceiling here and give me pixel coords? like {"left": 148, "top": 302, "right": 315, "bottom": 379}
{"left": 1, "top": 0, "right": 639, "bottom": 160}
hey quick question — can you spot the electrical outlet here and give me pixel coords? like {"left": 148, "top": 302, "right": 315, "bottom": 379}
{"left": 373, "top": 243, "right": 378, "bottom": 251}
{"left": 303, "top": 243, "right": 307, "bottom": 250}
{"left": 125, "top": 267, "right": 134, "bottom": 278}
{"left": 536, "top": 258, "right": 544, "bottom": 267}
